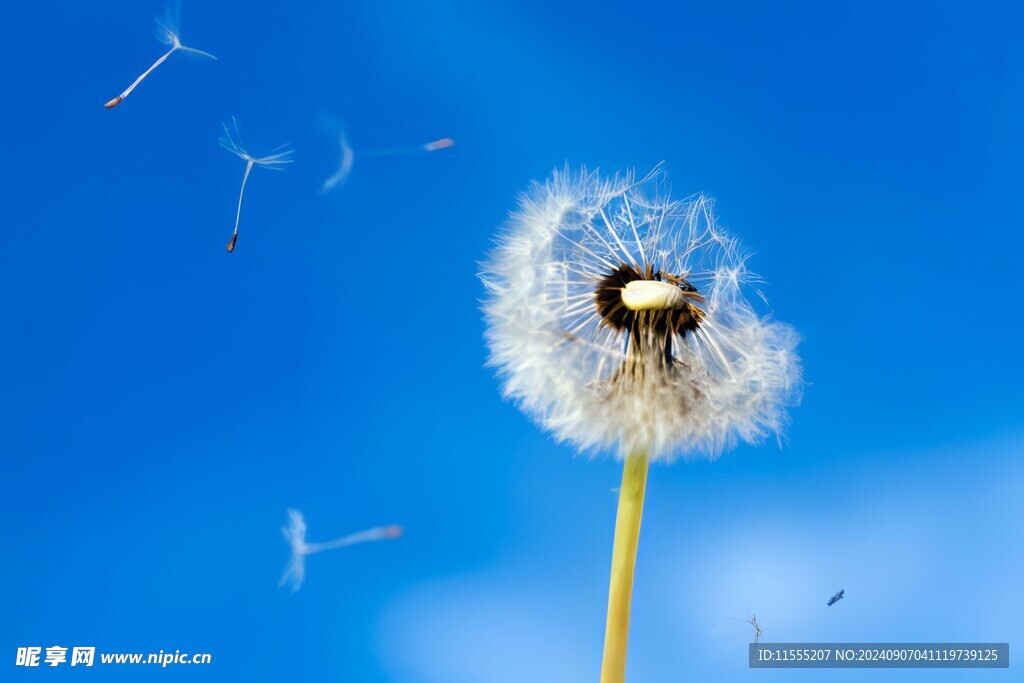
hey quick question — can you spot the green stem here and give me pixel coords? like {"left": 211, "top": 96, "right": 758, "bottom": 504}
{"left": 600, "top": 452, "right": 649, "bottom": 683}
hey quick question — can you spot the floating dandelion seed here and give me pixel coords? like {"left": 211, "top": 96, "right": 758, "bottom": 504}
{"left": 279, "top": 509, "right": 402, "bottom": 593}
{"left": 422, "top": 137, "right": 456, "bottom": 152}
{"left": 219, "top": 118, "right": 293, "bottom": 252}
{"left": 104, "top": 8, "right": 216, "bottom": 109}
{"left": 480, "top": 167, "right": 801, "bottom": 682}
{"left": 320, "top": 130, "right": 355, "bottom": 193}
{"left": 360, "top": 137, "right": 456, "bottom": 157}
{"left": 319, "top": 123, "right": 454, "bottom": 192}
{"left": 748, "top": 614, "right": 763, "bottom": 644}
{"left": 725, "top": 610, "right": 762, "bottom": 644}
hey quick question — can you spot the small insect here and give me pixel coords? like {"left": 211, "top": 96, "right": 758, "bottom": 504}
{"left": 219, "top": 118, "right": 293, "bottom": 252}
{"left": 104, "top": 8, "right": 215, "bottom": 109}
{"left": 827, "top": 589, "right": 845, "bottom": 606}
{"left": 318, "top": 116, "right": 454, "bottom": 192}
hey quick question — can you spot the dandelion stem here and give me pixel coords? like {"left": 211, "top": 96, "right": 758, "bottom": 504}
{"left": 600, "top": 452, "right": 649, "bottom": 683}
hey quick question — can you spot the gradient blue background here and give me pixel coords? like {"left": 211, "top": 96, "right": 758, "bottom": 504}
{"left": 1, "top": 1, "right": 1021, "bottom": 680}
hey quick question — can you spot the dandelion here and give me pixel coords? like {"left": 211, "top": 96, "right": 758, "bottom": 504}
{"left": 219, "top": 118, "right": 293, "bottom": 252}
{"left": 279, "top": 508, "right": 402, "bottom": 593}
{"left": 748, "top": 613, "right": 763, "bottom": 644}
{"left": 103, "top": 8, "right": 216, "bottom": 109}
{"left": 319, "top": 121, "right": 454, "bottom": 192}
{"left": 480, "top": 168, "right": 801, "bottom": 682}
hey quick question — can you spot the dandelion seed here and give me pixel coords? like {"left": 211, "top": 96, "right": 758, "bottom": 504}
{"left": 480, "top": 167, "right": 802, "bottom": 682}
{"left": 423, "top": 137, "right": 456, "bottom": 152}
{"left": 318, "top": 120, "right": 454, "bottom": 192}
{"left": 320, "top": 131, "right": 355, "bottom": 193}
{"left": 104, "top": 7, "right": 216, "bottom": 109}
{"left": 748, "top": 614, "right": 763, "bottom": 644}
{"left": 279, "top": 508, "right": 402, "bottom": 593}
{"left": 361, "top": 136, "right": 457, "bottom": 157}
{"left": 219, "top": 118, "right": 293, "bottom": 252}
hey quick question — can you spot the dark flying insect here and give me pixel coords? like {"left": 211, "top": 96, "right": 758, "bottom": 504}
{"left": 827, "top": 589, "right": 845, "bottom": 606}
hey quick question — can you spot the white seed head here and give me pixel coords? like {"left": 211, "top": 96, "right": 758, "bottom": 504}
{"left": 481, "top": 167, "right": 802, "bottom": 462}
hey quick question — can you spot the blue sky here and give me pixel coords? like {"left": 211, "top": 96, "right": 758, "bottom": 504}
{"left": 1, "top": 1, "right": 1021, "bottom": 680}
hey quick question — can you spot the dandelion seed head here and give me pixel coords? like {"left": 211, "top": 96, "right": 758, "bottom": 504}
{"left": 481, "top": 167, "right": 802, "bottom": 462}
